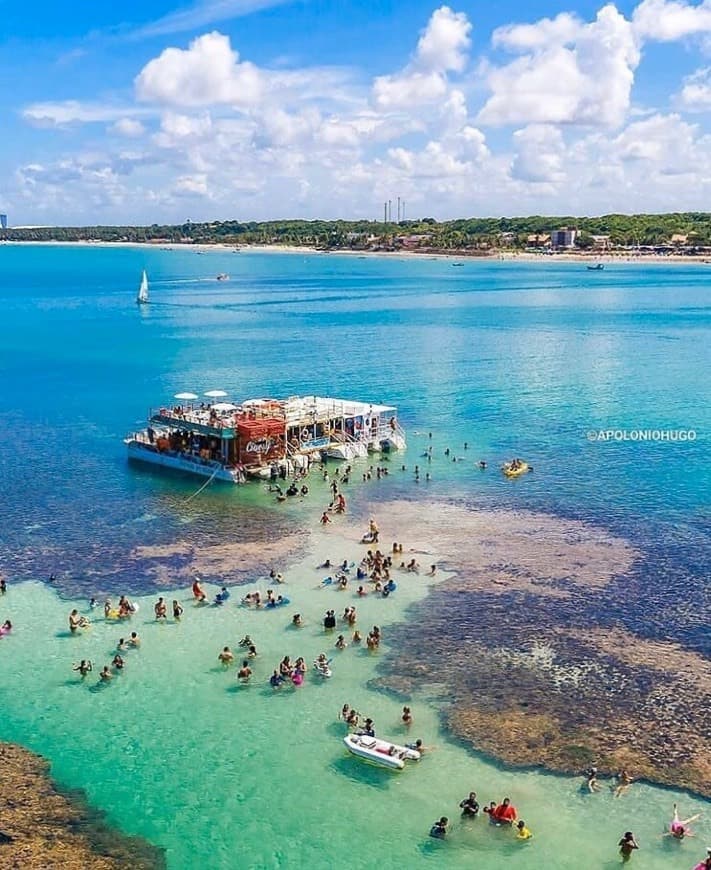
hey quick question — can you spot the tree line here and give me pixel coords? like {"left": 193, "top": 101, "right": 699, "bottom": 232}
{"left": 2, "top": 213, "right": 710, "bottom": 249}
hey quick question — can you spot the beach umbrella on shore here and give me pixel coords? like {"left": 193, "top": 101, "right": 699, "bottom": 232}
{"left": 174, "top": 392, "right": 198, "bottom": 400}
{"left": 212, "top": 402, "right": 238, "bottom": 412}
{"left": 205, "top": 390, "right": 228, "bottom": 398}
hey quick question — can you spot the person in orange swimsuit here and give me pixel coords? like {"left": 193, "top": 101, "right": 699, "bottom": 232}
{"left": 493, "top": 798, "right": 517, "bottom": 825}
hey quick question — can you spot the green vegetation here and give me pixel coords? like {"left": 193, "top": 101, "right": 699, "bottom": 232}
{"left": 2, "top": 213, "right": 711, "bottom": 251}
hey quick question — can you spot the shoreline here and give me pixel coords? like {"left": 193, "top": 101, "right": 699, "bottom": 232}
{"left": 1, "top": 238, "right": 709, "bottom": 265}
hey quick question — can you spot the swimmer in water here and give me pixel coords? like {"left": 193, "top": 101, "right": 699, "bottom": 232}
{"left": 238, "top": 635, "right": 253, "bottom": 648}
{"left": 237, "top": 660, "right": 252, "bottom": 681}
{"left": 128, "top": 631, "right": 140, "bottom": 648}
{"left": 154, "top": 597, "right": 167, "bottom": 620}
{"left": 173, "top": 600, "right": 183, "bottom": 620}
{"left": 586, "top": 765, "right": 602, "bottom": 793}
{"left": 429, "top": 817, "right": 448, "bottom": 839}
{"left": 618, "top": 831, "right": 638, "bottom": 862}
{"left": 99, "top": 665, "right": 113, "bottom": 683}
{"left": 402, "top": 706, "right": 413, "bottom": 727}
{"left": 352, "top": 630, "right": 362, "bottom": 644}
{"left": 292, "top": 613, "right": 302, "bottom": 626}
{"left": 664, "top": 803, "right": 701, "bottom": 840}
{"left": 112, "top": 654, "right": 125, "bottom": 671}
{"left": 73, "top": 660, "right": 93, "bottom": 679}
{"left": 483, "top": 801, "right": 498, "bottom": 823}
{"left": 516, "top": 820, "right": 533, "bottom": 840}
{"left": 218, "top": 646, "right": 234, "bottom": 666}
{"left": 614, "top": 769, "right": 634, "bottom": 798}
{"left": 459, "top": 792, "right": 479, "bottom": 817}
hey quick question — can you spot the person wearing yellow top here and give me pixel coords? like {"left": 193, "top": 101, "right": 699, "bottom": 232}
{"left": 516, "top": 820, "right": 533, "bottom": 840}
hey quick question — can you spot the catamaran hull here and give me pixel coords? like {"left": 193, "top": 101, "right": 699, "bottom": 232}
{"left": 126, "top": 440, "right": 243, "bottom": 483}
{"left": 326, "top": 442, "right": 369, "bottom": 461}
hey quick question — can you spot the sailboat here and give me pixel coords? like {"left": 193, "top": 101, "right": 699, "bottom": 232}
{"left": 136, "top": 270, "right": 149, "bottom": 305}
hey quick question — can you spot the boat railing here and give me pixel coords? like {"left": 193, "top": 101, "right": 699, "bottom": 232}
{"left": 373, "top": 420, "right": 406, "bottom": 443}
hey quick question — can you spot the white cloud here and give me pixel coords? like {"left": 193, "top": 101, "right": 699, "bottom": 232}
{"left": 373, "top": 6, "right": 471, "bottom": 109}
{"left": 511, "top": 124, "right": 566, "bottom": 183}
{"left": 478, "top": 5, "right": 640, "bottom": 128}
{"left": 174, "top": 174, "right": 210, "bottom": 196}
{"left": 133, "top": 0, "right": 292, "bottom": 39}
{"left": 23, "top": 100, "right": 149, "bottom": 127}
{"left": 373, "top": 70, "right": 448, "bottom": 109}
{"left": 678, "top": 66, "right": 711, "bottom": 108}
{"left": 416, "top": 5, "right": 472, "bottom": 72}
{"left": 135, "top": 31, "right": 264, "bottom": 108}
{"left": 612, "top": 112, "right": 703, "bottom": 172}
{"left": 493, "top": 13, "right": 582, "bottom": 51}
{"left": 632, "top": 0, "right": 711, "bottom": 41}
{"left": 111, "top": 118, "right": 146, "bottom": 137}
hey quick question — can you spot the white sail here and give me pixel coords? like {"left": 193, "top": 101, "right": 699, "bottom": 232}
{"left": 137, "top": 270, "right": 149, "bottom": 304}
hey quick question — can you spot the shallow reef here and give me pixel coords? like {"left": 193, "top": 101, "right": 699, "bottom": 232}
{"left": 0, "top": 743, "right": 165, "bottom": 868}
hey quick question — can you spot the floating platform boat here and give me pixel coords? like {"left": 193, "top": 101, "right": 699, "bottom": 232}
{"left": 343, "top": 734, "right": 420, "bottom": 770}
{"left": 125, "top": 394, "right": 406, "bottom": 485}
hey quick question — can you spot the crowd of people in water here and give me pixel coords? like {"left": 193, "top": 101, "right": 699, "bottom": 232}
{"left": 2, "top": 447, "right": 708, "bottom": 866}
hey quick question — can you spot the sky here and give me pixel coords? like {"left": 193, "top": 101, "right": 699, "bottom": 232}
{"left": 1, "top": 0, "right": 710, "bottom": 225}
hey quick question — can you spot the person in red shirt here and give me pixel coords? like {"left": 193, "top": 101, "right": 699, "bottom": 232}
{"left": 493, "top": 798, "right": 517, "bottom": 825}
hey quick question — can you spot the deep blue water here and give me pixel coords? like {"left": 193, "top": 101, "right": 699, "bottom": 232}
{"left": 0, "top": 245, "right": 709, "bottom": 613}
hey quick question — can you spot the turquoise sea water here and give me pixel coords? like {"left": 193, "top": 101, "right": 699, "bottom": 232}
{"left": 0, "top": 244, "right": 709, "bottom": 868}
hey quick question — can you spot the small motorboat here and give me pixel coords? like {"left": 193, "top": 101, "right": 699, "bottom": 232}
{"left": 343, "top": 734, "right": 421, "bottom": 770}
{"left": 216, "top": 273, "right": 230, "bottom": 281}
{"left": 586, "top": 263, "right": 604, "bottom": 271}
{"left": 502, "top": 460, "right": 530, "bottom": 478}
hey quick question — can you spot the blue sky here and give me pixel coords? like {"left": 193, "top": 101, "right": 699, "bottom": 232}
{"left": 1, "top": 0, "right": 710, "bottom": 224}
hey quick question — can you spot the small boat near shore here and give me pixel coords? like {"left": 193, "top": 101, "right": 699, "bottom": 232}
{"left": 343, "top": 734, "right": 420, "bottom": 770}
{"left": 586, "top": 263, "right": 604, "bottom": 271}
{"left": 216, "top": 273, "right": 230, "bottom": 281}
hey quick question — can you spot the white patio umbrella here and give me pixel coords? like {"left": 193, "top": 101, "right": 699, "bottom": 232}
{"left": 204, "top": 390, "right": 228, "bottom": 398}
{"left": 174, "top": 392, "right": 198, "bottom": 400}
{"left": 212, "top": 402, "right": 238, "bottom": 412}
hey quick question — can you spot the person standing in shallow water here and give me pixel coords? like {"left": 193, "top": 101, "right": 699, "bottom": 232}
{"left": 429, "top": 817, "right": 448, "bottom": 839}
{"left": 618, "top": 831, "right": 639, "bottom": 862}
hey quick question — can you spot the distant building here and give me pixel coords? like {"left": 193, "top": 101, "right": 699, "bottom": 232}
{"left": 670, "top": 233, "right": 688, "bottom": 245}
{"left": 526, "top": 233, "right": 550, "bottom": 247}
{"left": 550, "top": 227, "right": 577, "bottom": 248}
{"left": 0, "top": 214, "right": 7, "bottom": 230}
{"left": 591, "top": 235, "right": 611, "bottom": 249}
